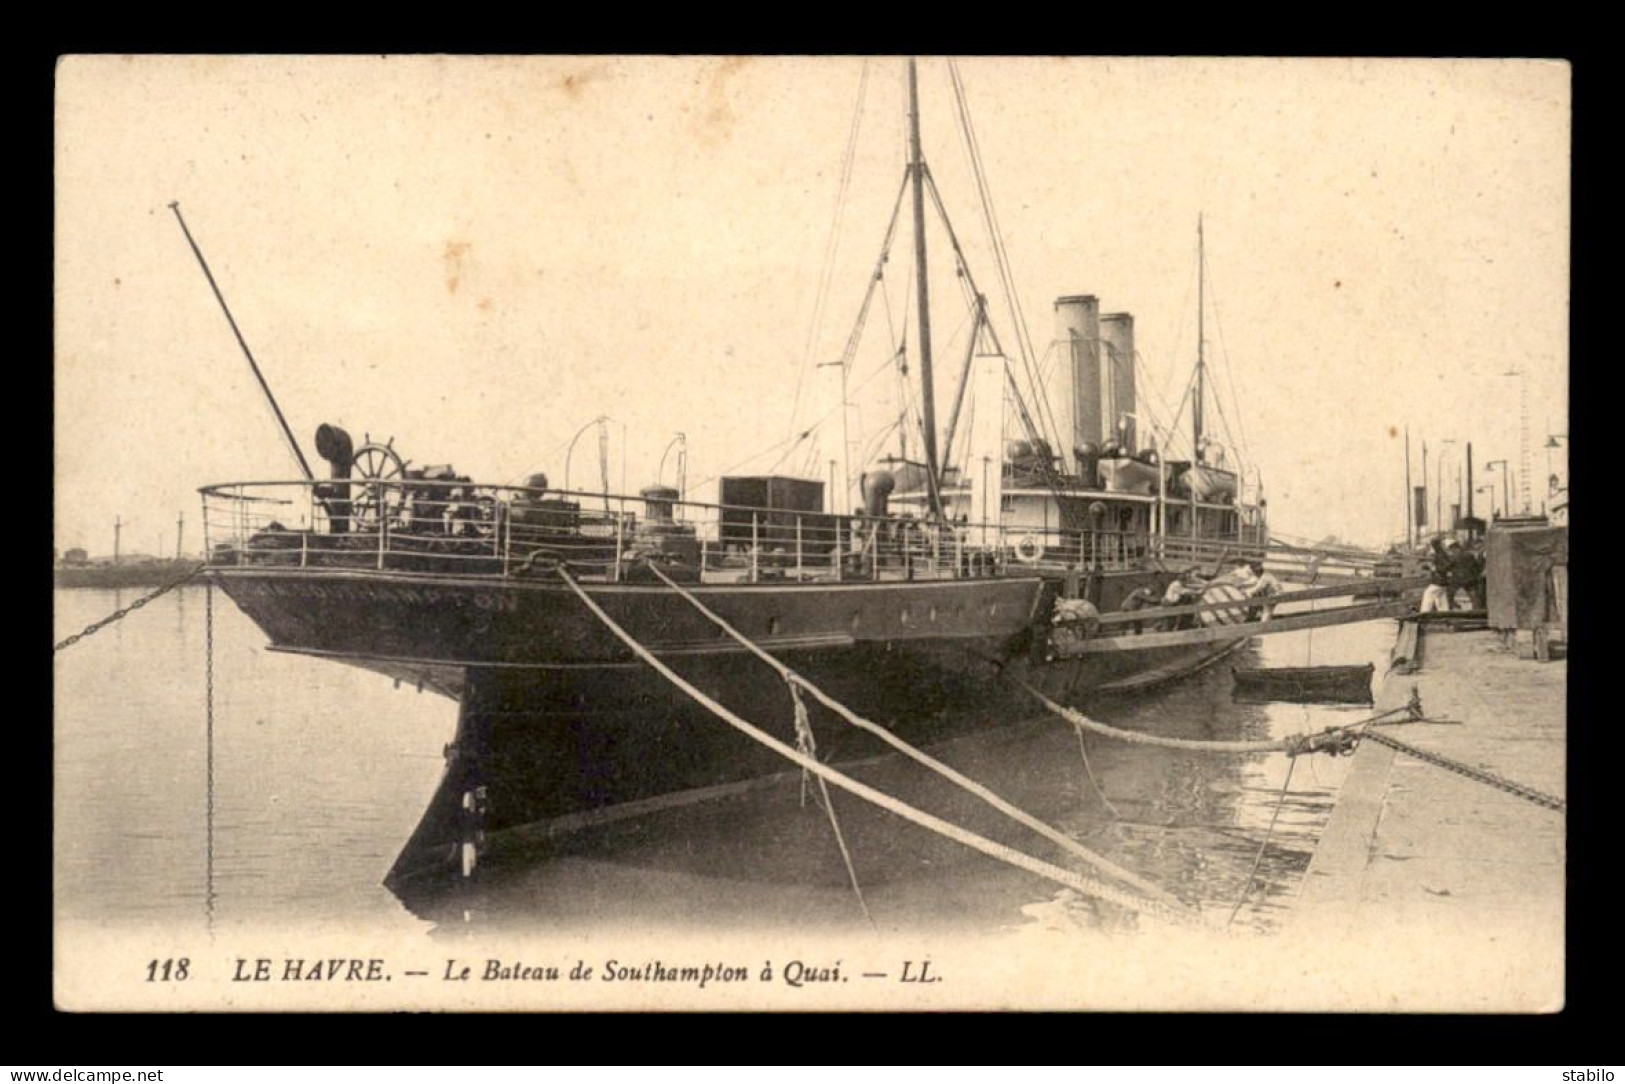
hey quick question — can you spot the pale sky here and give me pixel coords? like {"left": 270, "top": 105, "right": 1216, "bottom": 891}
{"left": 55, "top": 56, "right": 1569, "bottom": 554}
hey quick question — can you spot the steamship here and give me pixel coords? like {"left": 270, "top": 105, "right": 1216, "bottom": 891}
{"left": 193, "top": 60, "right": 1340, "bottom": 890}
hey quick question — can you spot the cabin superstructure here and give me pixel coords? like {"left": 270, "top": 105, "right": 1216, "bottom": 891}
{"left": 841, "top": 62, "right": 1264, "bottom": 580}
{"left": 887, "top": 281, "right": 1267, "bottom": 576}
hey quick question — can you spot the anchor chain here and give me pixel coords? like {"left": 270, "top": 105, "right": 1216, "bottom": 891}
{"left": 1360, "top": 729, "right": 1566, "bottom": 812}
{"left": 54, "top": 564, "right": 204, "bottom": 652}
{"left": 204, "top": 579, "right": 217, "bottom": 930}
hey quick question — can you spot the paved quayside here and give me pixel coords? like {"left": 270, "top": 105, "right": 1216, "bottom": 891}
{"left": 1292, "top": 620, "right": 1565, "bottom": 1011}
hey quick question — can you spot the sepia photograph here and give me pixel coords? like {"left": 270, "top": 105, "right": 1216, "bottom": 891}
{"left": 52, "top": 54, "right": 1569, "bottom": 1012}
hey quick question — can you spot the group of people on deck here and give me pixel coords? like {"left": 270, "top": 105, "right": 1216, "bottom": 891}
{"left": 1421, "top": 534, "right": 1487, "bottom": 613}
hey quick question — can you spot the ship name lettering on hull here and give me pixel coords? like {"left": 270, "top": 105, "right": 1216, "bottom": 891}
{"left": 232, "top": 579, "right": 518, "bottom": 612}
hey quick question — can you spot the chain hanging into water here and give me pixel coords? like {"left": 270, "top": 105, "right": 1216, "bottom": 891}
{"left": 54, "top": 564, "right": 204, "bottom": 652}
{"left": 204, "top": 579, "right": 217, "bottom": 934}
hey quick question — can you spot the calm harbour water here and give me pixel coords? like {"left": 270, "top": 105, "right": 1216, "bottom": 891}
{"left": 54, "top": 585, "right": 1393, "bottom": 938}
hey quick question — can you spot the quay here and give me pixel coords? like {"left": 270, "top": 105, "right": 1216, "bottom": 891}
{"left": 1293, "top": 602, "right": 1566, "bottom": 1009}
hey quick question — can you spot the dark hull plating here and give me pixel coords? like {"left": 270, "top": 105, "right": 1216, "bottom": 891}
{"left": 209, "top": 565, "right": 1248, "bottom": 887}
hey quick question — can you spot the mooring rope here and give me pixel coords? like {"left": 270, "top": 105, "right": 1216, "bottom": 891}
{"left": 789, "top": 681, "right": 875, "bottom": 929}
{"left": 640, "top": 562, "right": 1186, "bottom": 910}
{"left": 1010, "top": 675, "right": 1413, "bottom": 756}
{"left": 557, "top": 568, "right": 1199, "bottom": 924}
{"left": 1016, "top": 666, "right": 1563, "bottom": 817}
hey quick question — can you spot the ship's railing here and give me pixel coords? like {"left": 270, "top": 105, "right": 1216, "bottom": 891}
{"left": 1158, "top": 532, "right": 1269, "bottom": 568}
{"left": 200, "top": 479, "right": 1257, "bottom": 584}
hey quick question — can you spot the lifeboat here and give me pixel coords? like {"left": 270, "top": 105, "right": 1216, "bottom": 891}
{"left": 1172, "top": 463, "right": 1238, "bottom": 503}
{"left": 1096, "top": 455, "right": 1161, "bottom": 496}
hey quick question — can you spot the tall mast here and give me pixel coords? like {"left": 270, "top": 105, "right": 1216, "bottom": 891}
{"left": 1193, "top": 214, "right": 1206, "bottom": 461}
{"left": 907, "top": 57, "right": 944, "bottom": 518}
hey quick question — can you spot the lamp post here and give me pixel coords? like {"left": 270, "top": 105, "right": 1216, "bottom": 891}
{"left": 1545, "top": 433, "right": 1567, "bottom": 497}
{"left": 1503, "top": 368, "right": 1531, "bottom": 513}
{"left": 1476, "top": 484, "right": 1498, "bottom": 521}
{"left": 1436, "top": 438, "right": 1456, "bottom": 534}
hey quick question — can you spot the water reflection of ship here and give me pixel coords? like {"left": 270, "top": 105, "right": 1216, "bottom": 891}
{"left": 190, "top": 59, "right": 1314, "bottom": 895}
{"left": 389, "top": 640, "right": 1325, "bottom": 933}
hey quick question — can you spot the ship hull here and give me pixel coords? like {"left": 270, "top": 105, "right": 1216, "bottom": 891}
{"left": 208, "top": 565, "right": 1248, "bottom": 888}
{"left": 383, "top": 630, "right": 1248, "bottom": 890}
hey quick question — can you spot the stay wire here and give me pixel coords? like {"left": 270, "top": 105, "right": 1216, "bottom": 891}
{"left": 1227, "top": 755, "right": 1296, "bottom": 928}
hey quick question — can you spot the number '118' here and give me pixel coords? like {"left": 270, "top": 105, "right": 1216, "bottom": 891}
{"left": 146, "top": 958, "right": 190, "bottom": 981}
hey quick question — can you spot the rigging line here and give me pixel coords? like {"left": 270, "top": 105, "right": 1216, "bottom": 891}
{"left": 1154, "top": 254, "right": 1200, "bottom": 422}
{"left": 948, "top": 60, "right": 1046, "bottom": 427}
{"left": 689, "top": 432, "right": 800, "bottom": 492}
{"left": 1135, "top": 346, "right": 1182, "bottom": 434}
{"left": 802, "top": 59, "right": 871, "bottom": 371}
{"left": 888, "top": 261, "right": 914, "bottom": 459}
{"left": 1227, "top": 756, "right": 1297, "bottom": 928}
{"left": 789, "top": 60, "right": 874, "bottom": 442}
{"left": 952, "top": 393, "right": 976, "bottom": 478}
{"left": 1204, "top": 266, "right": 1254, "bottom": 463}
{"left": 735, "top": 348, "right": 906, "bottom": 485}
{"left": 834, "top": 173, "right": 911, "bottom": 372}
{"left": 1163, "top": 361, "right": 1203, "bottom": 457}
{"left": 857, "top": 417, "right": 903, "bottom": 472}
{"left": 1208, "top": 372, "right": 1245, "bottom": 471}
{"left": 923, "top": 168, "right": 1062, "bottom": 458}
{"left": 767, "top": 430, "right": 814, "bottom": 475}
{"left": 946, "top": 60, "right": 1028, "bottom": 364}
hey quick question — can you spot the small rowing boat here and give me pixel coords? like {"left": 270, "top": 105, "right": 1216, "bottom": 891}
{"left": 1231, "top": 662, "right": 1375, "bottom": 704}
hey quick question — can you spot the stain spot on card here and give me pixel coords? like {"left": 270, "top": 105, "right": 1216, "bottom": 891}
{"left": 443, "top": 241, "right": 471, "bottom": 295}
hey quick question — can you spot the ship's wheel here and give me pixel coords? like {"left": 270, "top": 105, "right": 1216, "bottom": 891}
{"left": 349, "top": 437, "right": 407, "bottom": 533}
